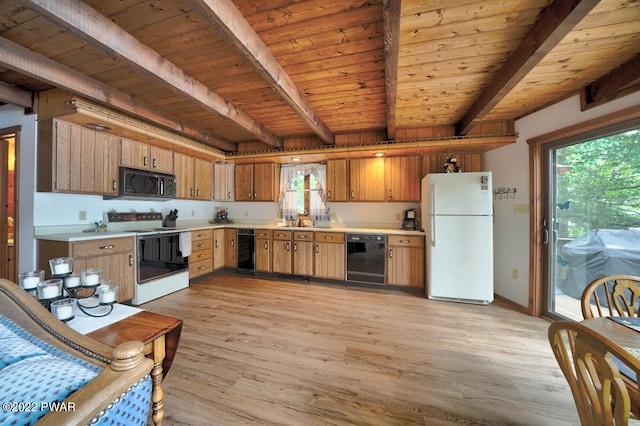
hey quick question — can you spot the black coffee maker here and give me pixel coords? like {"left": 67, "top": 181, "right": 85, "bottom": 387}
{"left": 402, "top": 209, "right": 419, "bottom": 230}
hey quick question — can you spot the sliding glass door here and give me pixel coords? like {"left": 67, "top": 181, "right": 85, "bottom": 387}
{"left": 543, "top": 126, "right": 640, "bottom": 320}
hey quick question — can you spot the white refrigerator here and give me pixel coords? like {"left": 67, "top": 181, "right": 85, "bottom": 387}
{"left": 421, "top": 172, "right": 494, "bottom": 304}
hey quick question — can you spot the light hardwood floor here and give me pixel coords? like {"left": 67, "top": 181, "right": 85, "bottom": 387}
{"left": 142, "top": 273, "right": 578, "bottom": 425}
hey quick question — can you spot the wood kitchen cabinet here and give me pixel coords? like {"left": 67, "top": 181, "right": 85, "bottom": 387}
{"left": 255, "top": 229, "right": 272, "bottom": 272}
{"left": 37, "top": 119, "right": 120, "bottom": 196}
{"left": 314, "top": 232, "right": 345, "bottom": 280}
{"left": 349, "top": 157, "right": 385, "bottom": 201}
{"left": 385, "top": 156, "right": 421, "bottom": 202}
{"left": 325, "top": 159, "right": 348, "bottom": 202}
{"left": 212, "top": 162, "right": 235, "bottom": 201}
{"left": 272, "top": 230, "right": 293, "bottom": 274}
{"left": 224, "top": 228, "right": 237, "bottom": 268}
{"left": 293, "top": 231, "right": 314, "bottom": 276}
{"left": 37, "top": 237, "right": 135, "bottom": 302}
{"left": 234, "top": 163, "right": 278, "bottom": 201}
{"left": 190, "top": 229, "right": 213, "bottom": 279}
{"left": 120, "top": 138, "right": 173, "bottom": 173}
{"left": 174, "top": 153, "right": 212, "bottom": 200}
{"left": 386, "top": 234, "right": 424, "bottom": 288}
{"left": 213, "top": 228, "right": 225, "bottom": 270}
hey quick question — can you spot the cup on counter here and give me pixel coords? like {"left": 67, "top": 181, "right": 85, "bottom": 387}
{"left": 49, "top": 257, "right": 74, "bottom": 276}
{"left": 81, "top": 269, "right": 103, "bottom": 287}
{"left": 19, "top": 270, "right": 44, "bottom": 291}
{"left": 50, "top": 298, "right": 77, "bottom": 322}
{"left": 37, "top": 279, "right": 63, "bottom": 300}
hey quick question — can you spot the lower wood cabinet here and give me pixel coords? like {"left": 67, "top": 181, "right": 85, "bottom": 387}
{"left": 272, "top": 231, "right": 293, "bottom": 274}
{"left": 37, "top": 237, "right": 135, "bottom": 303}
{"left": 314, "top": 232, "right": 345, "bottom": 280}
{"left": 189, "top": 229, "right": 213, "bottom": 278}
{"left": 293, "top": 231, "right": 314, "bottom": 276}
{"left": 386, "top": 234, "right": 425, "bottom": 288}
{"left": 224, "top": 229, "right": 237, "bottom": 268}
{"left": 255, "top": 229, "right": 271, "bottom": 272}
{"left": 213, "top": 229, "right": 225, "bottom": 271}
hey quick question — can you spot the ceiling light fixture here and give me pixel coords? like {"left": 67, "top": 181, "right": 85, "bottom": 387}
{"left": 85, "top": 123, "right": 112, "bottom": 131}
{"left": 374, "top": 152, "right": 385, "bottom": 157}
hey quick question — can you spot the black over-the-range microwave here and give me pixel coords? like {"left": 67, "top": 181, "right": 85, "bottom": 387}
{"left": 105, "top": 167, "right": 177, "bottom": 200}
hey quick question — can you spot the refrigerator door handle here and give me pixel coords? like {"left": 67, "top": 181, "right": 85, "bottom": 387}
{"left": 430, "top": 183, "right": 436, "bottom": 247}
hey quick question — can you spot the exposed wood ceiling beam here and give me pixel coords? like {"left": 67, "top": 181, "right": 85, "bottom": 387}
{"left": 20, "top": 0, "right": 282, "bottom": 149}
{"left": 581, "top": 53, "right": 640, "bottom": 110}
{"left": 456, "top": 0, "right": 601, "bottom": 135}
{"left": 382, "top": 0, "right": 400, "bottom": 141}
{"left": 0, "top": 80, "right": 34, "bottom": 112}
{"left": 188, "top": 0, "right": 335, "bottom": 145}
{"left": 0, "top": 36, "right": 237, "bottom": 152}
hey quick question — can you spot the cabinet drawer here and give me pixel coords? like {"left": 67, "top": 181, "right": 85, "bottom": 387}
{"left": 314, "top": 232, "right": 345, "bottom": 243}
{"left": 192, "top": 239, "right": 212, "bottom": 251}
{"left": 191, "top": 229, "right": 213, "bottom": 241}
{"left": 273, "top": 230, "right": 292, "bottom": 241}
{"left": 72, "top": 237, "right": 134, "bottom": 257}
{"left": 191, "top": 249, "right": 212, "bottom": 262}
{"left": 388, "top": 235, "right": 424, "bottom": 248}
{"left": 190, "top": 259, "right": 213, "bottom": 277}
{"left": 255, "top": 229, "right": 271, "bottom": 239}
{"left": 293, "top": 231, "right": 313, "bottom": 241}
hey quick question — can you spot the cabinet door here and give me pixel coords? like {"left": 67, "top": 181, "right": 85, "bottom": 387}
{"left": 213, "top": 229, "right": 225, "bottom": 270}
{"left": 54, "top": 120, "right": 94, "bottom": 193}
{"left": 94, "top": 132, "right": 120, "bottom": 195}
{"left": 174, "top": 153, "right": 194, "bottom": 199}
{"left": 194, "top": 158, "right": 212, "bottom": 200}
{"left": 387, "top": 236, "right": 424, "bottom": 288}
{"left": 84, "top": 252, "right": 135, "bottom": 302}
{"left": 224, "top": 229, "right": 237, "bottom": 268}
{"left": 234, "top": 164, "right": 254, "bottom": 201}
{"left": 385, "top": 156, "right": 421, "bottom": 202}
{"left": 272, "top": 239, "right": 292, "bottom": 274}
{"left": 213, "top": 163, "right": 234, "bottom": 201}
{"left": 349, "top": 157, "right": 385, "bottom": 201}
{"left": 315, "top": 242, "right": 345, "bottom": 280}
{"left": 326, "top": 159, "right": 348, "bottom": 202}
{"left": 150, "top": 146, "right": 174, "bottom": 174}
{"left": 293, "top": 240, "right": 314, "bottom": 276}
{"left": 253, "top": 163, "right": 276, "bottom": 201}
{"left": 256, "top": 238, "right": 271, "bottom": 272}
{"left": 120, "top": 138, "right": 150, "bottom": 169}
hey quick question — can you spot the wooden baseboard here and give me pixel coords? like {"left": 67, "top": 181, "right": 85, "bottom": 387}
{"left": 493, "top": 294, "right": 530, "bottom": 315}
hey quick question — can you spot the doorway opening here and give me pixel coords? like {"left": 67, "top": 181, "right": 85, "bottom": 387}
{"left": 0, "top": 126, "right": 19, "bottom": 282}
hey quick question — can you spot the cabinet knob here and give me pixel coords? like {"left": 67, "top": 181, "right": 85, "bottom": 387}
{"left": 388, "top": 190, "right": 392, "bottom": 199}
{"left": 264, "top": 242, "right": 268, "bottom": 250}
{"left": 215, "top": 240, "right": 219, "bottom": 248}
{"left": 227, "top": 191, "right": 231, "bottom": 200}
{"left": 294, "top": 243, "right": 297, "bottom": 252}
{"left": 327, "top": 190, "right": 332, "bottom": 199}
{"left": 143, "top": 156, "right": 148, "bottom": 167}
{"left": 129, "top": 254, "right": 133, "bottom": 266}
{"left": 324, "top": 235, "right": 334, "bottom": 240}
{"left": 351, "top": 191, "right": 355, "bottom": 199}
{"left": 315, "top": 244, "right": 319, "bottom": 253}
{"left": 152, "top": 158, "right": 157, "bottom": 168}
{"left": 286, "top": 242, "right": 290, "bottom": 251}
{"left": 389, "top": 248, "right": 393, "bottom": 259}
{"left": 196, "top": 189, "right": 200, "bottom": 197}
{"left": 99, "top": 245, "right": 115, "bottom": 250}
{"left": 399, "top": 239, "right": 410, "bottom": 244}
{"left": 231, "top": 239, "right": 235, "bottom": 247}
{"left": 112, "top": 180, "right": 117, "bottom": 191}
{"left": 190, "top": 188, "right": 194, "bottom": 197}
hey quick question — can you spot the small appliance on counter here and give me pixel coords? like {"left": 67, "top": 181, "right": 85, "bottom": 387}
{"left": 211, "top": 207, "right": 234, "bottom": 224}
{"left": 402, "top": 208, "right": 420, "bottom": 230}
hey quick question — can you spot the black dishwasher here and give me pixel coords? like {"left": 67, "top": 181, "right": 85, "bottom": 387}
{"left": 345, "top": 233, "right": 387, "bottom": 284}
{"left": 237, "top": 228, "right": 256, "bottom": 274}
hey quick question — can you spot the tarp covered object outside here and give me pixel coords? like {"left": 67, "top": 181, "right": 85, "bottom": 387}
{"left": 559, "top": 229, "right": 640, "bottom": 299}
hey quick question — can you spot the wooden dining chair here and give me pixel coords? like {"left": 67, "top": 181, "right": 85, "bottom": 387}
{"left": 549, "top": 321, "right": 640, "bottom": 425}
{"left": 581, "top": 275, "right": 640, "bottom": 320}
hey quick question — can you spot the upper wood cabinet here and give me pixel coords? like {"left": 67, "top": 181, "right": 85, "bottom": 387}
{"left": 349, "top": 157, "right": 386, "bottom": 201}
{"left": 212, "top": 162, "right": 235, "bottom": 201}
{"left": 37, "top": 119, "right": 120, "bottom": 196}
{"left": 174, "top": 153, "right": 212, "bottom": 200}
{"left": 325, "top": 159, "right": 348, "bottom": 202}
{"left": 120, "top": 138, "right": 173, "bottom": 174}
{"left": 385, "top": 156, "right": 422, "bottom": 202}
{"left": 234, "top": 163, "right": 278, "bottom": 201}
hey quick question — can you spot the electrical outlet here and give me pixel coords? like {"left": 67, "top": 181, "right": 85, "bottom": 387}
{"left": 191, "top": 210, "right": 195, "bottom": 217}
{"left": 512, "top": 268, "right": 519, "bottom": 280}
{"left": 244, "top": 210, "right": 248, "bottom": 217}
{"left": 513, "top": 204, "right": 529, "bottom": 214}
{"left": 79, "top": 211, "right": 86, "bottom": 221}
{"left": 395, "top": 213, "right": 402, "bottom": 220}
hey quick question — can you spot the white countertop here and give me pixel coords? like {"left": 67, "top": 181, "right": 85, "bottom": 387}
{"left": 35, "top": 221, "right": 425, "bottom": 242}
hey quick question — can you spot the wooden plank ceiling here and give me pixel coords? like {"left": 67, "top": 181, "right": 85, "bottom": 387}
{"left": 0, "top": 0, "right": 638, "bottom": 158}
